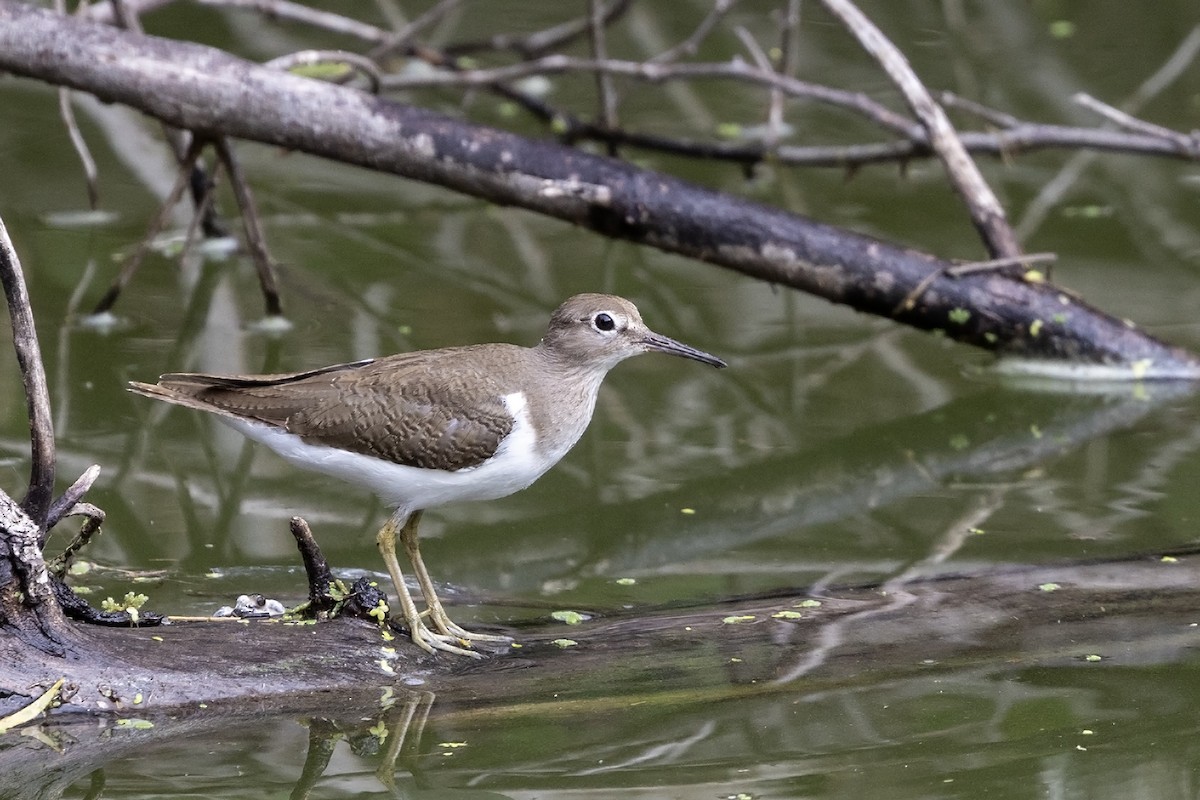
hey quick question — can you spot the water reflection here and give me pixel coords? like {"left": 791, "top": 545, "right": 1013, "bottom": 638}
{"left": 7, "top": 381, "right": 1200, "bottom": 799}
{"left": 10, "top": 636, "right": 1200, "bottom": 799}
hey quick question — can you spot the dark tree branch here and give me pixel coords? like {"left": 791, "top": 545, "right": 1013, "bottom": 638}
{"left": 213, "top": 137, "right": 285, "bottom": 318}
{"left": 0, "top": 216, "right": 55, "bottom": 528}
{"left": 0, "top": 3, "right": 1197, "bottom": 375}
{"left": 289, "top": 516, "right": 335, "bottom": 608}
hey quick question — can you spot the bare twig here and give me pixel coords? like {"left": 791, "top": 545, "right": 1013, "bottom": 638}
{"left": 946, "top": 252, "right": 1057, "bottom": 277}
{"left": 92, "top": 137, "right": 205, "bottom": 316}
{"left": 289, "top": 516, "right": 335, "bottom": 608}
{"left": 52, "top": 0, "right": 98, "bottom": 210}
{"left": 395, "top": 34, "right": 1200, "bottom": 169}
{"left": 588, "top": 0, "right": 619, "bottom": 154}
{"left": 938, "top": 92, "right": 1019, "bottom": 129}
{"left": 1074, "top": 92, "right": 1200, "bottom": 155}
{"left": 108, "top": 0, "right": 139, "bottom": 29}
{"left": 108, "top": 0, "right": 230, "bottom": 239}
{"left": 196, "top": 0, "right": 391, "bottom": 43}
{"left": 55, "top": 0, "right": 103, "bottom": 212}
{"left": 1128, "top": 24, "right": 1200, "bottom": 106}
{"left": 443, "top": 0, "right": 633, "bottom": 59}
{"left": 771, "top": 0, "right": 802, "bottom": 145}
{"left": 56, "top": 88, "right": 100, "bottom": 210}
{"left": 0, "top": 215, "right": 55, "bottom": 530}
{"left": 368, "top": 0, "right": 462, "bottom": 61}
{"left": 820, "top": 0, "right": 1021, "bottom": 259}
{"left": 894, "top": 252, "right": 1056, "bottom": 315}
{"left": 45, "top": 502, "right": 105, "bottom": 578}
{"left": 732, "top": 24, "right": 788, "bottom": 151}
{"left": 430, "top": 69, "right": 1200, "bottom": 170}
{"left": 629, "top": 121, "right": 1200, "bottom": 166}
{"left": 213, "top": 137, "right": 285, "bottom": 318}
{"left": 650, "top": 0, "right": 740, "bottom": 64}
{"left": 1017, "top": 25, "right": 1200, "bottom": 239}
{"left": 43, "top": 464, "right": 101, "bottom": 537}
{"left": 732, "top": 27, "right": 772, "bottom": 73}
{"left": 379, "top": 54, "right": 917, "bottom": 137}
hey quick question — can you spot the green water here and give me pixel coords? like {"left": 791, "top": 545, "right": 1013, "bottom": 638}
{"left": 3, "top": 1, "right": 1200, "bottom": 797}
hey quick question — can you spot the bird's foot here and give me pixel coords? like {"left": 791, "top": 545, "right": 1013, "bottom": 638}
{"left": 404, "top": 616, "right": 483, "bottom": 659}
{"left": 424, "top": 606, "right": 513, "bottom": 644}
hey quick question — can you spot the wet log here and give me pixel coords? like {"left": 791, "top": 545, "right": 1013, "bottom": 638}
{"left": 2, "top": 548, "right": 1199, "bottom": 735}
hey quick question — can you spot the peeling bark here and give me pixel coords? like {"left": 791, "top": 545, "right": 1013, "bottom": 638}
{"left": 0, "top": 2, "right": 1195, "bottom": 374}
{"left": 0, "top": 490, "right": 79, "bottom": 658}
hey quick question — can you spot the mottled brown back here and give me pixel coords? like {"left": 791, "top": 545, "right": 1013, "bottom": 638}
{"left": 152, "top": 346, "right": 522, "bottom": 471}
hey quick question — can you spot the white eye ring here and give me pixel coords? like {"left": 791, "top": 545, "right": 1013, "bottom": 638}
{"left": 593, "top": 312, "right": 617, "bottom": 332}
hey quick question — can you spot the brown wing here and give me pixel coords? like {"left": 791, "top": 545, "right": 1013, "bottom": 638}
{"left": 142, "top": 350, "right": 516, "bottom": 471}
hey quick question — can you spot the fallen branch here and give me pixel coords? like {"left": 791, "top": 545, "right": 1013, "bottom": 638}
{"left": 0, "top": 3, "right": 1195, "bottom": 374}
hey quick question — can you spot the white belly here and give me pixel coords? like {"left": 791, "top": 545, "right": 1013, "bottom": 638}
{"left": 222, "top": 392, "right": 553, "bottom": 513}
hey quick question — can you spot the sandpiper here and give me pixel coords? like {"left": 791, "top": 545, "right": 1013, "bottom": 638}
{"left": 130, "top": 293, "right": 726, "bottom": 657}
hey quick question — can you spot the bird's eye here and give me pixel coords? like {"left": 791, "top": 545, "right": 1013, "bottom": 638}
{"left": 594, "top": 313, "right": 616, "bottom": 332}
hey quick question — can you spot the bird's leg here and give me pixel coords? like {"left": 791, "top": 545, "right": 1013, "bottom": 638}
{"left": 400, "top": 510, "right": 512, "bottom": 644}
{"left": 376, "top": 511, "right": 480, "bottom": 658}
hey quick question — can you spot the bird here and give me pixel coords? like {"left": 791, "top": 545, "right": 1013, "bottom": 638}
{"left": 129, "top": 293, "right": 726, "bottom": 657}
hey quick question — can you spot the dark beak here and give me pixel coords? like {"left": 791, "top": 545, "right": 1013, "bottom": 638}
{"left": 641, "top": 331, "right": 727, "bottom": 368}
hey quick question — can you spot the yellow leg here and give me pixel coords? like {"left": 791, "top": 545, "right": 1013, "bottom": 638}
{"left": 400, "top": 510, "right": 511, "bottom": 644}
{"left": 376, "top": 511, "right": 479, "bottom": 658}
